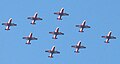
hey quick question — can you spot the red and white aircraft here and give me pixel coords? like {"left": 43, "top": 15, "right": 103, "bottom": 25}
{"left": 27, "top": 12, "right": 42, "bottom": 25}
{"left": 75, "top": 20, "right": 90, "bottom": 32}
{"left": 23, "top": 33, "right": 38, "bottom": 44}
{"left": 101, "top": 31, "right": 116, "bottom": 43}
{"left": 2, "top": 18, "right": 17, "bottom": 30}
{"left": 71, "top": 41, "right": 86, "bottom": 53}
{"left": 54, "top": 8, "right": 69, "bottom": 20}
{"left": 45, "top": 46, "right": 60, "bottom": 58}
{"left": 49, "top": 27, "right": 64, "bottom": 39}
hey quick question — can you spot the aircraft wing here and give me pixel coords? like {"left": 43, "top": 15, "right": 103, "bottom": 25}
{"left": 54, "top": 51, "right": 60, "bottom": 54}
{"left": 27, "top": 17, "right": 33, "bottom": 20}
{"left": 76, "top": 25, "right": 83, "bottom": 28}
{"left": 84, "top": 25, "right": 90, "bottom": 28}
{"left": 45, "top": 50, "right": 51, "bottom": 53}
{"left": 49, "top": 32, "right": 55, "bottom": 34}
{"left": 23, "top": 37, "right": 29, "bottom": 40}
{"left": 75, "top": 25, "right": 80, "bottom": 27}
{"left": 62, "top": 13, "right": 69, "bottom": 16}
{"left": 36, "top": 18, "right": 43, "bottom": 20}
{"left": 31, "top": 37, "right": 38, "bottom": 40}
{"left": 2, "top": 23, "right": 8, "bottom": 26}
{"left": 54, "top": 12, "right": 59, "bottom": 15}
{"left": 71, "top": 45, "right": 77, "bottom": 48}
{"left": 110, "top": 36, "right": 116, "bottom": 39}
{"left": 10, "top": 23, "right": 17, "bottom": 26}
{"left": 101, "top": 36, "right": 107, "bottom": 38}
{"left": 80, "top": 46, "right": 86, "bottom": 48}
{"left": 58, "top": 32, "right": 64, "bottom": 35}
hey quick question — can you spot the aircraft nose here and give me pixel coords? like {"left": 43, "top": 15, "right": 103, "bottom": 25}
{"left": 83, "top": 20, "right": 86, "bottom": 22}
{"left": 53, "top": 46, "right": 55, "bottom": 47}
{"left": 35, "top": 12, "right": 38, "bottom": 14}
{"left": 30, "top": 32, "right": 33, "bottom": 34}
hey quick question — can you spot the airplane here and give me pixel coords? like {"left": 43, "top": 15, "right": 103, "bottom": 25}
{"left": 75, "top": 20, "right": 90, "bottom": 32}
{"left": 27, "top": 12, "right": 42, "bottom": 25}
{"left": 101, "top": 31, "right": 116, "bottom": 43}
{"left": 45, "top": 46, "right": 60, "bottom": 58}
{"left": 71, "top": 41, "right": 86, "bottom": 53}
{"left": 54, "top": 8, "right": 69, "bottom": 20}
{"left": 49, "top": 27, "right": 64, "bottom": 39}
{"left": 23, "top": 33, "right": 38, "bottom": 44}
{"left": 2, "top": 18, "right": 17, "bottom": 30}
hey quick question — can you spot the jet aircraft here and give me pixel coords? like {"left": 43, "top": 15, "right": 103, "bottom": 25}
{"left": 27, "top": 12, "right": 42, "bottom": 25}
{"left": 23, "top": 33, "right": 38, "bottom": 44}
{"left": 54, "top": 8, "right": 69, "bottom": 20}
{"left": 45, "top": 46, "right": 60, "bottom": 58}
{"left": 49, "top": 27, "right": 64, "bottom": 39}
{"left": 75, "top": 20, "right": 90, "bottom": 32}
{"left": 101, "top": 31, "right": 116, "bottom": 43}
{"left": 71, "top": 41, "right": 86, "bottom": 53}
{"left": 2, "top": 18, "right": 17, "bottom": 30}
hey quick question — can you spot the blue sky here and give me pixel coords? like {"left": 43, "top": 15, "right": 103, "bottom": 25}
{"left": 0, "top": 0, "right": 120, "bottom": 64}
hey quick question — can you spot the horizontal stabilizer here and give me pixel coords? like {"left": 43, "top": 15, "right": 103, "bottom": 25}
{"left": 48, "top": 56, "right": 53, "bottom": 58}
{"left": 5, "top": 28, "right": 10, "bottom": 30}
{"left": 25, "top": 43, "right": 31, "bottom": 44}
{"left": 52, "top": 37, "right": 58, "bottom": 39}
{"left": 30, "top": 22, "right": 36, "bottom": 25}
{"left": 79, "top": 30, "right": 84, "bottom": 32}
{"left": 74, "top": 51, "right": 79, "bottom": 53}
{"left": 57, "top": 18, "right": 62, "bottom": 20}
{"left": 104, "top": 41, "right": 109, "bottom": 43}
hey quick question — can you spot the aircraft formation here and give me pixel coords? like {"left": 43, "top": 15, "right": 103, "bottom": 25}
{"left": 1, "top": 8, "right": 117, "bottom": 58}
